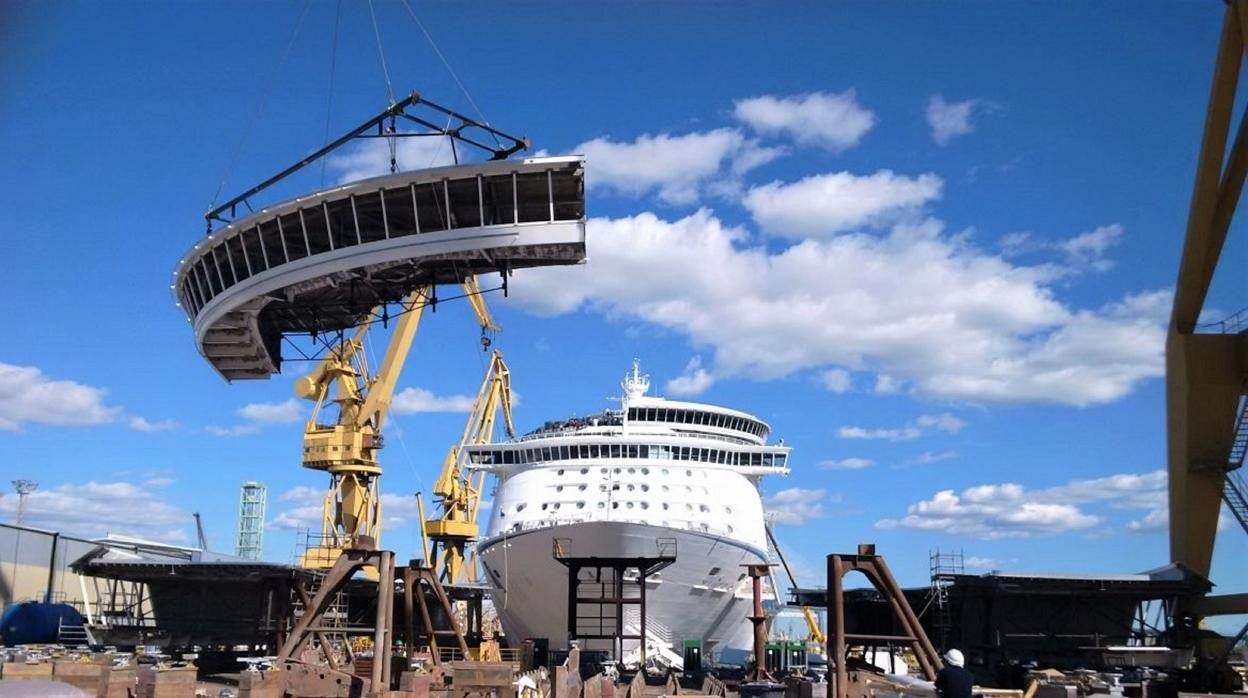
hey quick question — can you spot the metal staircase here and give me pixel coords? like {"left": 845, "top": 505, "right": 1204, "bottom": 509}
{"left": 1224, "top": 399, "right": 1248, "bottom": 535}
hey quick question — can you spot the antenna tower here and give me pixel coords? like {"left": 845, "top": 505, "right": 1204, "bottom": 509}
{"left": 11, "top": 480, "right": 37, "bottom": 527}
{"left": 235, "top": 481, "right": 266, "bottom": 560}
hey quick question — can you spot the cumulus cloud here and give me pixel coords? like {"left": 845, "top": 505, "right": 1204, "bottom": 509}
{"left": 0, "top": 481, "right": 190, "bottom": 543}
{"left": 128, "top": 416, "right": 177, "bottom": 433}
{"left": 238, "top": 398, "right": 303, "bottom": 424}
{"left": 574, "top": 128, "right": 783, "bottom": 205}
{"left": 819, "top": 457, "right": 874, "bottom": 471}
{"left": 392, "top": 387, "right": 475, "bottom": 414}
{"left": 506, "top": 205, "right": 1165, "bottom": 407}
{"left": 743, "top": 170, "right": 942, "bottom": 239}
{"left": 876, "top": 469, "right": 1168, "bottom": 539}
{"left": 734, "top": 90, "right": 876, "bottom": 151}
{"left": 819, "top": 369, "right": 851, "bottom": 394}
{"left": 0, "top": 363, "right": 121, "bottom": 431}
{"left": 765, "top": 487, "right": 828, "bottom": 525}
{"left": 327, "top": 130, "right": 459, "bottom": 184}
{"left": 964, "top": 556, "right": 1000, "bottom": 571}
{"left": 926, "top": 94, "right": 990, "bottom": 146}
{"left": 839, "top": 413, "right": 965, "bottom": 441}
{"left": 269, "top": 485, "right": 426, "bottom": 531}
{"left": 666, "top": 357, "right": 715, "bottom": 397}
{"left": 204, "top": 424, "right": 261, "bottom": 437}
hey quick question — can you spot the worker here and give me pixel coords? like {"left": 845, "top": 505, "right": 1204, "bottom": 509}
{"left": 935, "top": 649, "right": 974, "bottom": 698}
{"left": 564, "top": 641, "right": 582, "bottom": 696}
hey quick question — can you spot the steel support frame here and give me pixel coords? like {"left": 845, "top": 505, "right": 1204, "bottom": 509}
{"left": 1167, "top": 0, "right": 1248, "bottom": 605}
{"left": 279, "top": 548, "right": 396, "bottom": 695}
{"left": 826, "top": 545, "right": 943, "bottom": 698}
{"left": 401, "top": 561, "right": 470, "bottom": 666}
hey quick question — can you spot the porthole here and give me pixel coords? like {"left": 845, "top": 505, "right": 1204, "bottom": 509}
{"left": 727, "top": 525, "right": 734, "bottom": 534}
{"left": 661, "top": 485, "right": 669, "bottom": 493}
{"left": 627, "top": 484, "right": 635, "bottom": 491}
{"left": 578, "top": 484, "right": 587, "bottom": 491}
{"left": 516, "top": 503, "right": 527, "bottom": 512}
{"left": 686, "top": 470, "right": 692, "bottom": 477}
{"left": 580, "top": 468, "right": 588, "bottom": 475}
{"left": 641, "top": 502, "right": 650, "bottom": 510}
{"left": 661, "top": 469, "right": 669, "bottom": 476}
{"left": 627, "top": 502, "right": 635, "bottom": 509}
{"left": 557, "top": 485, "right": 564, "bottom": 492}
{"left": 725, "top": 506, "right": 732, "bottom": 514}
{"left": 641, "top": 468, "right": 650, "bottom": 475}
{"left": 541, "top": 503, "right": 548, "bottom": 511}
{"left": 662, "top": 503, "right": 670, "bottom": 510}
{"left": 628, "top": 467, "right": 636, "bottom": 474}
{"left": 641, "top": 484, "right": 650, "bottom": 492}
{"left": 598, "top": 502, "right": 605, "bottom": 509}
{"left": 577, "top": 502, "right": 586, "bottom": 509}
{"left": 612, "top": 502, "right": 620, "bottom": 509}
{"left": 685, "top": 503, "right": 693, "bottom": 511}
{"left": 557, "top": 469, "right": 564, "bottom": 476}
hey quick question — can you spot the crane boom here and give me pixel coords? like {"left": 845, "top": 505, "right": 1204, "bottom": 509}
{"left": 295, "top": 278, "right": 498, "bottom": 571}
{"left": 765, "top": 523, "right": 827, "bottom": 645}
{"left": 424, "top": 350, "right": 515, "bottom": 584}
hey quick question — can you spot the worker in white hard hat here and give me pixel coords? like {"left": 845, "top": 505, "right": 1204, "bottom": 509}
{"left": 935, "top": 648, "right": 973, "bottom": 698}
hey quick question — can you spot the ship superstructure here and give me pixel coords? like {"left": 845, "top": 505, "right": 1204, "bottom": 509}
{"left": 468, "top": 360, "right": 790, "bottom": 664}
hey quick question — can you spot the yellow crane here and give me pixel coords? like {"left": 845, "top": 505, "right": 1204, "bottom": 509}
{"left": 419, "top": 349, "right": 515, "bottom": 584}
{"left": 765, "top": 523, "right": 827, "bottom": 648}
{"left": 295, "top": 279, "right": 499, "bottom": 570}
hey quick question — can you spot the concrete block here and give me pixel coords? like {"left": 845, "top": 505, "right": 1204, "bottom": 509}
{"left": 3, "top": 661, "right": 54, "bottom": 679}
{"left": 237, "top": 668, "right": 282, "bottom": 698}
{"left": 97, "top": 667, "right": 137, "bottom": 698}
{"left": 53, "top": 660, "right": 105, "bottom": 691}
{"left": 583, "top": 673, "right": 603, "bottom": 698}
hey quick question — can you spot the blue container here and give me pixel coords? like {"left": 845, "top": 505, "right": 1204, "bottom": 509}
{"left": 0, "top": 602, "right": 85, "bottom": 645}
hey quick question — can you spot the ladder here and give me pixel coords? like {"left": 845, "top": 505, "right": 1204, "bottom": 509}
{"left": 1224, "top": 398, "right": 1248, "bottom": 535}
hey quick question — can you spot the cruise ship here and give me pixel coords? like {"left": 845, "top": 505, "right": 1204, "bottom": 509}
{"left": 467, "top": 361, "right": 790, "bottom": 665}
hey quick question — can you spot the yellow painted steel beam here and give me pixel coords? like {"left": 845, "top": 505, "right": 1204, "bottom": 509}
{"left": 1189, "top": 592, "right": 1248, "bottom": 616}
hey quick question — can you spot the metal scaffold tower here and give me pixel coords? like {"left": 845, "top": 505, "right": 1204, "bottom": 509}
{"left": 235, "top": 481, "right": 266, "bottom": 560}
{"left": 928, "top": 549, "right": 964, "bottom": 650}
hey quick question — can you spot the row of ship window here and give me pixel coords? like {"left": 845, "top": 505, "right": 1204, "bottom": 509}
{"left": 469, "top": 444, "right": 788, "bottom": 468}
{"left": 178, "top": 167, "right": 584, "bottom": 318}
{"left": 625, "top": 407, "right": 767, "bottom": 438}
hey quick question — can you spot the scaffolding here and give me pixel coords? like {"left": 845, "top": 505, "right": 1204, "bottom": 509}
{"left": 928, "top": 549, "right": 964, "bottom": 650}
{"left": 235, "top": 481, "right": 266, "bottom": 561}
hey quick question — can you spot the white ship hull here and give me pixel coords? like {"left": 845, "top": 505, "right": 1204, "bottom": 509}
{"left": 479, "top": 520, "right": 768, "bottom": 664}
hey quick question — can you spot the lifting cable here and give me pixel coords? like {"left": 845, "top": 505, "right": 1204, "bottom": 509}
{"left": 209, "top": 0, "right": 313, "bottom": 210}
{"left": 318, "top": 0, "right": 345, "bottom": 188}
{"left": 397, "top": 0, "right": 502, "bottom": 150}
{"left": 366, "top": 0, "right": 400, "bottom": 173}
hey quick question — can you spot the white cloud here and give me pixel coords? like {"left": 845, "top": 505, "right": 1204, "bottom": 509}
{"left": 1059, "top": 224, "right": 1124, "bottom": 272}
{"left": 734, "top": 90, "right": 875, "bottom": 151}
{"left": 819, "top": 457, "right": 874, "bottom": 471}
{"left": 873, "top": 374, "right": 900, "bottom": 394}
{"left": 327, "top": 130, "right": 459, "bottom": 184}
{"left": 392, "top": 387, "right": 475, "bottom": 414}
{"left": 574, "top": 128, "right": 783, "bottom": 205}
{"left": 876, "top": 469, "right": 1168, "bottom": 539}
{"left": 145, "top": 477, "right": 175, "bottom": 489}
{"left": 0, "top": 481, "right": 189, "bottom": 543}
{"left": 819, "top": 369, "right": 851, "bottom": 394}
{"left": 744, "top": 170, "right": 942, "bottom": 239}
{"left": 507, "top": 208, "right": 1165, "bottom": 407}
{"left": 840, "top": 413, "right": 966, "bottom": 441}
{"left": 765, "top": 487, "right": 827, "bottom": 525}
{"left": 666, "top": 357, "right": 715, "bottom": 397}
{"left": 912, "top": 450, "right": 958, "bottom": 465}
{"left": 964, "top": 556, "right": 1000, "bottom": 571}
{"left": 203, "top": 424, "right": 260, "bottom": 437}
{"left": 269, "top": 486, "right": 429, "bottom": 532}
{"left": 0, "top": 363, "right": 121, "bottom": 431}
{"left": 238, "top": 398, "right": 303, "bottom": 424}
{"left": 1127, "top": 508, "right": 1168, "bottom": 534}
{"left": 128, "top": 416, "right": 177, "bottom": 433}
{"left": 926, "top": 95, "right": 988, "bottom": 146}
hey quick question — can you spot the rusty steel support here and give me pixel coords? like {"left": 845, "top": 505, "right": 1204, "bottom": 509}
{"left": 743, "top": 564, "right": 775, "bottom": 682}
{"left": 402, "top": 560, "right": 471, "bottom": 666}
{"left": 826, "top": 545, "right": 943, "bottom": 698}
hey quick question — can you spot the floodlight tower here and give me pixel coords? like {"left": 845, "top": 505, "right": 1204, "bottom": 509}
{"left": 11, "top": 480, "right": 36, "bottom": 527}
{"left": 235, "top": 481, "right": 266, "bottom": 560}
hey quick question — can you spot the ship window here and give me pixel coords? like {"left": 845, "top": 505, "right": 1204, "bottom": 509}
{"left": 627, "top": 467, "right": 636, "bottom": 474}
{"left": 541, "top": 503, "right": 548, "bottom": 510}
{"left": 777, "top": 454, "right": 786, "bottom": 466}
{"left": 579, "top": 445, "right": 589, "bottom": 458}
{"left": 553, "top": 503, "right": 561, "bottom": 510}
{"left": 609, "top": 444, "right": 622, "bottom": 458}
{"left": 641, "top": 467, "right": 649, "bottom": 475}
{"left": 613, "top": 467, "right": 621, "bottom": 474}
{"left": 590, "top": 445, "right": 600, "bottom": 458}
{"left": 661, "top": 485, "right": 669, "bottom": 493}
{"left": 560, "top": 446, "right": 570, "bottom": 460}
{"left": 577, "top": 502, "right": 585, "bottom": 509}
{"left": 639, "top": 445, "right": 650, "bottom": 459}
{"left": 753, "top": 453, "right": 763, "bottom": 466}
{"left": 598, "top": 502, "right": 605, "bottom": 509}
{"left": 579, "top": 484, "right": 587, "bottom": 491}
{"left": 686, "top": 504, "right": 693, "bottom": 511}
{"left": 612, "top": 502, "right": 619, "bottom": 509}
{"left": 627, "top": 484, "right": 635, "bottom": 491}
{"left": 661, "top": 468, "right": 669, "bottom": 476}
{"left": 627, "top": 502, "right": 635, "bottom": 509}
{"left": 626, "top": 445, "right": 638, "bottom": 459}
{"left": 725, "top": 506, "right": 732, "bottom": 514}
{"left": 662, "top": 503, "right": 670, "bottom": 510}
{"left": 699, "top": 504, "right": 709, "bottom": 513}
{"left": 641, "top": 502, "right": 649, "bottom": 510}
{"left": 709, "top": 567, "right": 721, "bottom": 576}
{"left": 646, "top": 408, "right": 656, "bottom": 420}
{"left": 641, "top": 484, "right": 649, "bottom": 492}
{"left": 542, "top": 447, "right": 552, "bottom": 460}
{"left": 686, "top": 469, "right": 693, "bottom": 477}
{"left": 516, "top": 504, "right": 526, "bottom": 512}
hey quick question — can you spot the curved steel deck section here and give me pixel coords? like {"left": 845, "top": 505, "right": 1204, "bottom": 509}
{"left": 174, "top": 156, "right": 586, "bottom": 380}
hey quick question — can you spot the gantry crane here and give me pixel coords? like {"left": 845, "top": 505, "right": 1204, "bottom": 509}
{"left": 765, "top": 523, "right": 827, "bottom": 649}
{"left": 420, "top": 350, "right": 515, "bottom": 585}
{"left": 295, "top": 280, "right": 499, "bottom": 570}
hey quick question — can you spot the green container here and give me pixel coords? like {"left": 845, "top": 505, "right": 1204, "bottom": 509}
{"left": 684, "top": 640, "right": 702, "bottom": 649}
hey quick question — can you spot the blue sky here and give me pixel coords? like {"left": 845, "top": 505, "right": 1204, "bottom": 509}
{"left": 1, "top": 1, "right": 1245, "bottom": 629}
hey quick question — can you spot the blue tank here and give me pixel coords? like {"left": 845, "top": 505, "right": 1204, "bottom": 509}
{"left": 0, "top": 601, "right": 85, "bottom": 645}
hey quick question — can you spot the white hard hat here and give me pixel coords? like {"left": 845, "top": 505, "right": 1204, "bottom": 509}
{"left": 944, "top": 649, "right": 964, "bottom": 667}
